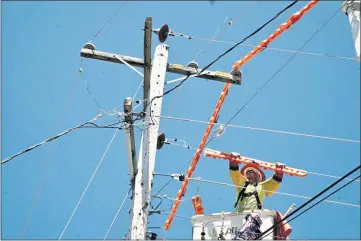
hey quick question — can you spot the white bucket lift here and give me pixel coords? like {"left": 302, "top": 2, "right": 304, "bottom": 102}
{"left": 191, "top": 210, "right": 277, "bottom": 240}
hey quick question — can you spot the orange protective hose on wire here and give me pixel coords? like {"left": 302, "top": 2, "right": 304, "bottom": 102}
{"left": 164, "top": 0, "right": 319, "bottom": 231}
{"left": 164, "top": 82, "right": 231, "bottom": 230}
{"left": 233, "top": 0, "right": 319, "bottom": 70}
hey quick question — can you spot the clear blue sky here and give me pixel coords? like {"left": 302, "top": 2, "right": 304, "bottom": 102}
{"left": 2, "top": 1, "right": 360, "bottom": 239}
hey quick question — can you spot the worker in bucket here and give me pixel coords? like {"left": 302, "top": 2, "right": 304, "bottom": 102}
{"left": 229, "top": 159, "right": 285, "bottom": 213}
{"left": 229, "top": 160, "right": 284, "bottom": 240}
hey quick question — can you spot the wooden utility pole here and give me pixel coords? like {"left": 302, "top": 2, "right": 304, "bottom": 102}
{"left": 79, "top": 17, "right": 242, "bottom": 240}
{"left": 129, "top": 44, "right": 169, "bottom": 239}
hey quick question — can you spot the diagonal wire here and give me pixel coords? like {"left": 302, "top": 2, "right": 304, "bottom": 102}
{"left": 90, "top": 1, "right": 128, "bottom": 42}
{"left": 260, "top": 174, "right": 361, "bottom": 239}
{"left": 19, "top": 59, "right": 84, "bottom": 238}
{"left": 1, "top": 115, "right": 106, "bottom": 165}
{"left": 256, "top": 164, "right": 361, "bottom": 240}
{"left": 138, "top": 0, "right": 300, "bottom": 126}
{"left": 104, "top": 187, "right": 132, "bottom": 240}
{"left": 193, "top": 0, "right": 257, "bottom": 61}
{"left": 58, "top": 127, "right": 120, "bottom": 240}
{"left": 224, "top": 5, "right": 342, "bottom": 127}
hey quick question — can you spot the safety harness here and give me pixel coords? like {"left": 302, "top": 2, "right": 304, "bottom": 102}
{"left": 233, "top": 181, "right": 262, "bottom": 210}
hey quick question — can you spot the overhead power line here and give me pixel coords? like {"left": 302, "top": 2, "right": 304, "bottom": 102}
{"left": 90, "top": 1, "right": 128, "bottom": 42}
{"left": 138, "top": 0, "right": 300, "bottom": 126}
{"left": 256, "top": 164, "right": 361, "bottom": 240}
{"left": 1, "top": 117, "right": 126, "bottom": 165}
{"left": 224, "top": 5, "right": 342, "bottom": 127}
{"left": 104, "top": 187, "right": 132, "bottom": 240}
{"left": 20, "top": 59, "right": 84, "bottom": 238}
{"left": 59, "top": 127, "right": 120, "bottom": 240}
{"left": 151, "top": 0, "right": 301, "bottom": 203}
{"left": 259, "top": 173, "right": 361, "bottom": 239}
{"left": 154, "top": 173, "right": 360, "bottom": 208}
{"left": 158, "top": 115, "right": 360, "bottom": 143}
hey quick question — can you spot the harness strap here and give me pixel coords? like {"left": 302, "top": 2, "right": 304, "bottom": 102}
{"left": 234, "top": 182, "right": 263, "bottom": 210}
{"left": 234, "top": 181, "right": 250, "bottom": 208}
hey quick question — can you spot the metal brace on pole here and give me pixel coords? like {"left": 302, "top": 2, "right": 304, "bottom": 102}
{"left": 124, "top": 97, "right": 137, "bottom": 185}
{"left": 130, "top": 44, "right": 169, "bottom": 240}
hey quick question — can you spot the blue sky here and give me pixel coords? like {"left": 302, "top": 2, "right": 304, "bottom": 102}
{"left": 1, "top": 1, "right": 360, "bottom": 240}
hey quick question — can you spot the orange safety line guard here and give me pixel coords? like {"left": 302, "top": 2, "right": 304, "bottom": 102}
{"left": 164, "top": 0, "right": 319, "bottom": 231}
{"left": 204, "top": 148, "right": 308, "bottom": 177}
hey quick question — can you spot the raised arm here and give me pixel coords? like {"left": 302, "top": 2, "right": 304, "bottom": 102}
{"left": 229, "top": 161, "right": 247, "bottom": 192}
{"left": 261, "top": 163, "right": 284, "bottom": 197}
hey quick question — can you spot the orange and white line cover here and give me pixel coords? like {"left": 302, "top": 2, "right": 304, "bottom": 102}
{"left": 163, "top": 0, "right": 319, "bottom": 231}
{"left": 204, "top": 148, "right": 307, "bottom": 177}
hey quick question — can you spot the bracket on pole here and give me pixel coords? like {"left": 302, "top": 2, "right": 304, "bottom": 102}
{"left": 80, "top": 48, "right": 242, "bottom": 85}
{"left": 124, "top": 97, "right": 137, "bottom": 184}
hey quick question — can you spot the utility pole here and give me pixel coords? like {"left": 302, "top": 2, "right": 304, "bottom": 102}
{"left": 79, "top": 17, "right": 242, "bottom": 240}
{"left": 129, "top": 44, "right": 169, "bottom": 239}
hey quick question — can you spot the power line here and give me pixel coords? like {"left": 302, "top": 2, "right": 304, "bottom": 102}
{"left": 90, "top": 1, "right": 128, "bottom": 42}
{"left": 256, "top": 164, "right": 361, "bottom": 240}
{"left": 59, "top": 127, "right": 120, "bottom": 240}
{"left": 180, "top": 36, "right": 359, "bottom": 61}
{"left": 261, "top": 174, "right": 361, "bottom": 239}
{"left": 224, "top": 5, "right": 342, "bottom": 127}
{"left": 104, "top": 187, "right": 132, "bottom": 240}
{"left": 154, "top": 173, "right": 360, "bottom": 208}
{"left": 20, "top": 59, "right": 84, "bottom": 238}
{"left": 193, "top": 0, "right": 257, "bottom": 61}
{"left": 1, "top": 116, "right": 126, "bottom": 165}
{"left": 158, "top": 115, "right": 360, "bottom": 143}
{"left": 150, "top": 0, "right": 300, "bottom": 199}
{"left": 199, "top": 0, "right": 299, "bottom": 75}
{"left": 137, "top": 0, "right": 300, "bottom": 126}
{"left": 163, "top": 140, "right": 361, "bottom": 183}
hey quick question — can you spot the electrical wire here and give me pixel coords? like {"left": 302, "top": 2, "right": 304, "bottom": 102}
{"left": 1, "top": 116, "right": 128, "bottom": 165}
{"left": 153, "top": 173, "right": 360, "bottom": 208}
{"left": 104, "top": 187, "right": 132, "bottom": 240}
{"left": 199, "top": 0, "right": 299, "bottom": 75}
{"left": 261, "top": 174, "right": 361, "bottom": 239}
{"left": 157, "top": 115, "right": 360, "bottom": 143}
{"left": 59, "top": 126, "right": 120, "bottom": 239}
{"left": 90, "top": 1, "right": 128, "bottom": 42}
{"left": 161, "top": 139, "right": 361, "bottom": 182}
{"left": 256, "top": 164, "right": 361, "bottom": 240}
{"left": 20, "top": 59, "right": 84, "bottom": 238}
{"left": 224, "top": 5, "right": 341, "bottom": 127}
{"left": 191, "top": 36, "right": 358, "bottom": 61}
{"left": 193, "top": 0, "right": 257, "bottom": 61}
{"left": 137, "top": 0, "right": 300, "bottom": 126}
